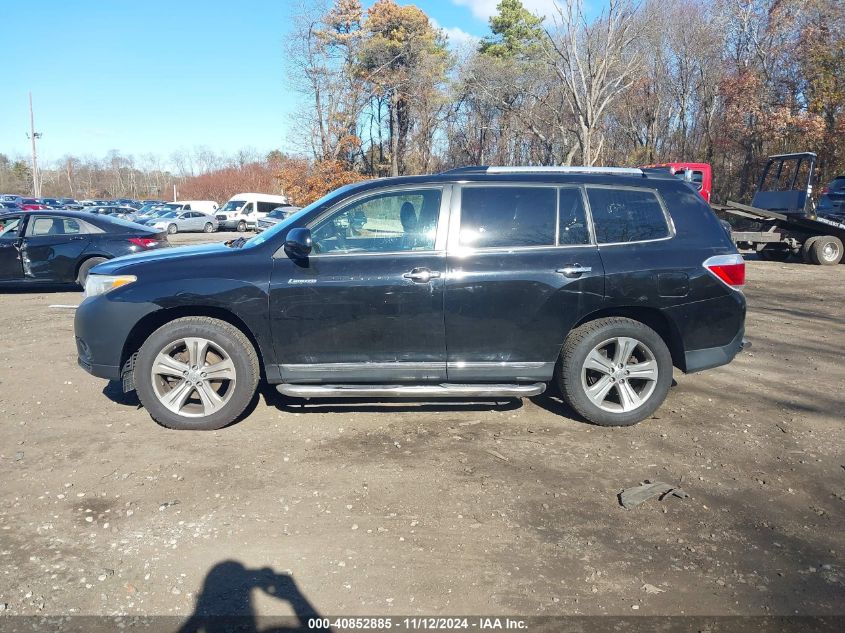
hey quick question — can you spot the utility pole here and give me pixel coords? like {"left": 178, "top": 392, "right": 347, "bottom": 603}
{"left": 26, "top": 92, "right": 42, "bottom": 198}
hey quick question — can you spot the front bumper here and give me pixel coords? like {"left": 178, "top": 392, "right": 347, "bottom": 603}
{"left": 217, "top": 218, "right": 252, "bottom": 230}
{"left": 74, "top": 295, "right": 156, "bottom": 382}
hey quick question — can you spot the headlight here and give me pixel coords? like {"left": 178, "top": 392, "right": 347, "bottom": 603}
{"left": 84, "top": 274, "right": 137, "bottom": 298}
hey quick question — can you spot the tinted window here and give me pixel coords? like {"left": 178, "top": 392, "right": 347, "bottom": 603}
{"left": 257, "top": 201, "right": 279, "bottom": 214}
{"left": 311, "top": 189, "right": 441, "bottom": 255}
{"left": 459, "top": 187, "right": 556, "bottom": 248}
{"left": 29, "top": 217, "right": 83, "bottom": 236}
{"left": 558, "top": 188, "right": 590, "bottom": 245}
{"left": 587, "top": 188, "right": 669, "bottom": 244}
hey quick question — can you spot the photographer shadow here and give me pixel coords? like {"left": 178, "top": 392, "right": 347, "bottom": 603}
{"left": 178, "top": 560, "right": 323, "bottom": 633}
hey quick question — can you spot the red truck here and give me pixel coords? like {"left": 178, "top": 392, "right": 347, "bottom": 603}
{"left": 642, "top": 162, "right": 712, "bottom": 202}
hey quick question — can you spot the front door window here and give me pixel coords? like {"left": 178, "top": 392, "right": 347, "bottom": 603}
{"left": 310, "top": 189, "right": 442, "bottom": 255}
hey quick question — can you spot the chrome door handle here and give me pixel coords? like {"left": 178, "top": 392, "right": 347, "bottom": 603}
{"left": 556, "top": 265, "right": 592, "bottom": 277}
{"left": 403, "top": 268, "right": 441, "bottom": 283}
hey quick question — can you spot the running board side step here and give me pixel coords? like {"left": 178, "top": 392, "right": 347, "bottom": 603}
{"left": 276, "top": 383, "right": 546, "bottom": 399}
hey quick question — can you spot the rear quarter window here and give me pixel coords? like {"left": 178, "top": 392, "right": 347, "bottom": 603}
{"left": 586, "top": 188, "right": 670, "bottom": 244}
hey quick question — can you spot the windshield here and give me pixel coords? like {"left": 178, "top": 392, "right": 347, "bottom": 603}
{"left": 156, "top": 211, "right": 178, "bottom": 219}
{"left": 245, "top": 183, "right": 364, "bottom": 248}
{"left": 220, "top": 200, "right": 245, "bottom": 212}
{"left": 268, "top": 209, "right": 288, "bottom": 219}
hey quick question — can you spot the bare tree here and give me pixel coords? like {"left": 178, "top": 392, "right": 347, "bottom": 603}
{"left": 544, "top": 0, "right": 642, "bottom": 165}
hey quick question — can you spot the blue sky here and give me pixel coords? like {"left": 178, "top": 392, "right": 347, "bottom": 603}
{"left": 0, "top": 0, "right": 564, "bottom": 165}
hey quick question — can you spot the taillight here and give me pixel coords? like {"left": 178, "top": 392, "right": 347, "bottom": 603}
{"left": 821, "top": 187, "right": 829, "bottom": 195}
{"left": 129, "top": 237, "right": 158, "bottom": 248}
{"left": 704, "top": 254, "right": 745, "bottom": 289}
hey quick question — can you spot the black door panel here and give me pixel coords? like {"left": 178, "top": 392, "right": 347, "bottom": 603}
{"left": 22, "top": 235, "right": 91, "bottom": 282}
{"left": 444, "top": 248, "right": 605, "bottom": 381}
{"left": 22, "top": 216, "right": 92, "bottom": 282}
{"left": 269, "top": 253, "right": 447, "bottom": 382}
{"left": 0, "top": 238, "right": 24, "bottom": 280}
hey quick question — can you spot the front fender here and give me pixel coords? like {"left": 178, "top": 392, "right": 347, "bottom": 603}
{"left": 75, "top": 276, "right": 274, "bottom": 382}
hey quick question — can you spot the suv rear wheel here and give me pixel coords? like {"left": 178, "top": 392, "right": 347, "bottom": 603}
{"left": 557, "top": 317, "right": 673, "bottom": 426}
{"left": 134, "top": 317, "right": 260, "bottom": 430}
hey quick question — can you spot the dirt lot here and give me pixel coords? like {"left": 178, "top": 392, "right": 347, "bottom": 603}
{"left": 0, "top": 232, "right": 842, "bottom": 621}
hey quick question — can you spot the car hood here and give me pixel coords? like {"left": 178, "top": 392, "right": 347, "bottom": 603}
{"left": 91, "top": 242, "right": 232, "bottom": 274}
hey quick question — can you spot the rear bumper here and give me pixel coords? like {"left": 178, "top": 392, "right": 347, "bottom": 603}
{"left": 684, "top": 328, "right": 747, "bottom": 374}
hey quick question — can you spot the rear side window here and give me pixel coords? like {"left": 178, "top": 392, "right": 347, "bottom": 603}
{"left": 558, "top": 188, "right": 590, "bottom": 245}
{"left": 28, "top": 217, "right": 84, "bottom": 236}
{"left": 460, "top": 187, "right": 556, "bottom": 248}
{"left": 586, "top": 188, "right": 670, "bottom": 244}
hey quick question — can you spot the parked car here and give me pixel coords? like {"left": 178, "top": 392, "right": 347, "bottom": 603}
{"left": 216, "top": 193, "right": 289, "bottom": 231}
{"left": 149, "top": 211, "right": 218, "bottom": 234}
{"left": 1, "top": 195, "right": 23, "bottom": 205}
{"left": 0, "top": 201, "right": 23, "bottom": 211}
{"left": 254, "top": 205, "right": 302, "bottom": 232}
{"left": 111, "top": 198, "right": 142, "bottom": 209}
{"left": 160, "top": 200, "right": 219, "bottom": 215}
{"left": 0, "top": 210, "right": 167, "bottom": 287}
{"left": 642, "top": 162, "right": 712, "bottom": 202}
{"left": 817, "top": 175, "right": 845, "bottom": 220}
{"left": 20, "top": 198, "right": 50, "bottom": 211}
{"left": 58, "top": 198, "right": 83, "bottom": 210}
{"left": 38, "top": 197, "right": 63, "bottom": 208}
{"left": 135, "top": 202, "right": 167, "bottom": 216}
{"left": 75, "top": 166, "right": 747, "bottom": 431}
{"left": 88, "top": 206, "right": 139, "bottom": 221}
{"left": 134, "top": 209, "right": 172, "bottom": 225}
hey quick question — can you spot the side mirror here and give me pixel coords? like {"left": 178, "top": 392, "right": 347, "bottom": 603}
{"left": 284, "top": 227, "right": 312, "bottom": 258}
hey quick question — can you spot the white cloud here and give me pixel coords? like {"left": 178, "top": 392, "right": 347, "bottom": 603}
{"left": 451, "top": 0, "right": 561, "bottom": 22}
{"left": 431, "top": 18, "right": 481, "bottom": 48}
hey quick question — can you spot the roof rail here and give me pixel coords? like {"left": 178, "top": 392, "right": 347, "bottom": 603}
{"left": 440, "top": 165, "right": 644, "bottom": 176}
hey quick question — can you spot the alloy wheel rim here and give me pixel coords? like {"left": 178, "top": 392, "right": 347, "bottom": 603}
{"left": 151, "top": 337, "right": 237, "bottom": 418}
{"left": 822, "top": 242, "right": 839, "bottom": 261}
{"left": 581, "top": 336, "right": 659, "bottom": 413}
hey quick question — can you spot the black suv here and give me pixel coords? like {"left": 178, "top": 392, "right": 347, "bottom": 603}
{"left": 75, "top": 167, "right": 747, "bottom": 430}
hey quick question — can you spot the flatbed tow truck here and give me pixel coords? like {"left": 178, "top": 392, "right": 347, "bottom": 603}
{"left": 705, "top": 153, "right": 843, "bottom": 265}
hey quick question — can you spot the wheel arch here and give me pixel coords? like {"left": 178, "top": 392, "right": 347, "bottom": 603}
{"left": 74, "top": 253, "right": 111, "bottom": 279}
{"left": 121, "top": 306, "right": 267, "bottom": 382}
{"left": 571, "top": 306, "right": 686, "bottom": 371}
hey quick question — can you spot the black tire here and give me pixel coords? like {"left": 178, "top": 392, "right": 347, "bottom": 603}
{"left": 134, "top": 317, "right": 260, "bottom": 430}
{"left": 204, "top": 222, "right": 214, "bottom": 233}
{"left": 809, "top": 235, "right": 843, "bottom": 266}
{"left": 76, "top": 256, "right": 108, "bottom": 287}
{"left": 237, "top": 221, "right": 247, "bottom": 232}
{"left": 557, "top": 317, "right": 673, "bottom": 427}
{"left": 801, "top": 237, "right": 820, "bottom": 264}
{"left": 167, "top": 223, "right": 178, "bottom": 235}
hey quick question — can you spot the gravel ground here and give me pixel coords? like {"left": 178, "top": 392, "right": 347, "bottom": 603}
{"left": 0, "top": 232, "right": 842, "bottom": 620}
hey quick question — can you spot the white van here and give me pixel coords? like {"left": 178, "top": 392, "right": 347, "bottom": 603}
{"left": 163, "top": 200, "right": 219, "bottom": 214}
{"left": 215, "top": 193, "right": 289, "bottom": 231}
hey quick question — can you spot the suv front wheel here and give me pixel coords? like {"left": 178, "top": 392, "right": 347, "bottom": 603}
{"left": 558, "top": 317, "right": 673, "bottom": 426}
{"left": 135, "top": 317, "right": 260, "bottom": 430}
